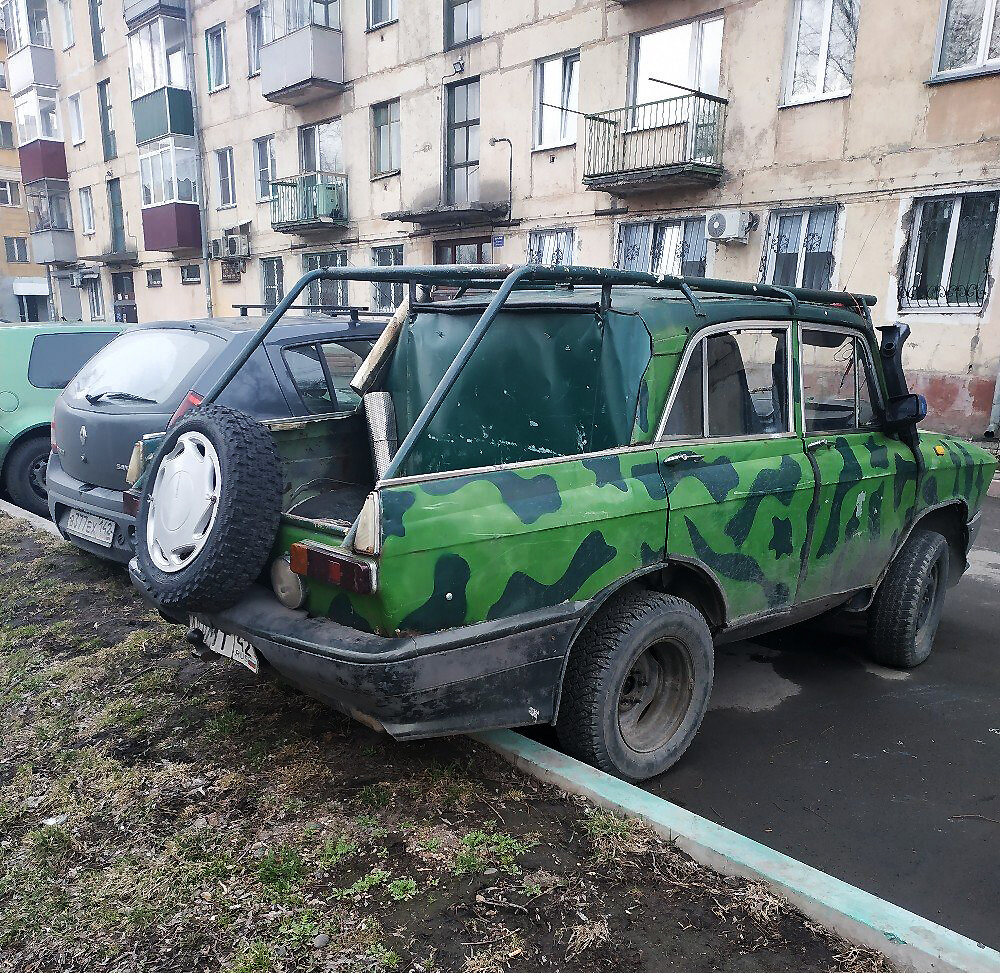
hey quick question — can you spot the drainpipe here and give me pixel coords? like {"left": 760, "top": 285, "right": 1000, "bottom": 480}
{"left": 985, "top": 372, "right": 1000, "bottom": 438}
{"left": 183, "top": 7, "right": 214, "bottom": 317}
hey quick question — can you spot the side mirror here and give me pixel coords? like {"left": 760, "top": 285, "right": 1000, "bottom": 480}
{"left": 884, "top": 393, "right": 927, "bottom": 431}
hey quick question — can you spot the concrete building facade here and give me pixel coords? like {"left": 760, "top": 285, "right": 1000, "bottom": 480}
{"left": 5, "top": 0, "right": 1000, "bottom": 434}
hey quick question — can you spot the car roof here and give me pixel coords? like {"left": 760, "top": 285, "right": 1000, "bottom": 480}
{"left": 0, "top": 321, "right": 121, "bottom": 333}
{"left": 126, "top": 314, "right": 386, "bottom": 343}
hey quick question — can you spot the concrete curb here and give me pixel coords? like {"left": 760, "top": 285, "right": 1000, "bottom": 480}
{"left": 474, "top": 729, "right": 1000, "bottom": 973}
{"left": 0, "top": 499, "right": 63, "bottom": 539}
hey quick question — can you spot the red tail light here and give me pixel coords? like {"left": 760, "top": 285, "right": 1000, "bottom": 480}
{"left": 122, "top": 489, "right": 141, "bottom": 517}
{"left": 289, "top": 542, "right": 375, "bottom": 595}
{"left": 169, "top": 391, "right": 203, "bottom": 427}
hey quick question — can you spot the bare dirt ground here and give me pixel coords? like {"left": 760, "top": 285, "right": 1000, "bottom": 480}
{"left": 0, "top": 513, "right": 895, "bottom": 973}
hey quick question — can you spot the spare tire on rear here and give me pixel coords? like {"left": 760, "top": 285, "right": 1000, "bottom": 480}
{"left": 135, "top": 405, "right": 283, "bottom": 613}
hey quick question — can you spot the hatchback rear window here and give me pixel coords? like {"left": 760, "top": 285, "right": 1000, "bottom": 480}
{"left": 64, "top": 329, "right": 224, "bottom": 409}
{"left": 28, "top": 332, "right": 118, "bottom": 389}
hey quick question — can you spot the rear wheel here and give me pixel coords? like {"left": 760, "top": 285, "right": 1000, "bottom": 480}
{"left": 557, "top": 589, "right": 714, "bottom": 782}
{"left": 867, "top": 528, "right": 950, "bottom": 669}
{"left": 4, "top": 435, "right": 51, "bottom": 517}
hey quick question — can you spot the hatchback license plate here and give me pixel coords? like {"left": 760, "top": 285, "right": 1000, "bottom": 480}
{"left": 66, "top": 509, "right": 116, "bottom": 548}
{"left": 189, "top": 616, "right": 259, "bottom": 674}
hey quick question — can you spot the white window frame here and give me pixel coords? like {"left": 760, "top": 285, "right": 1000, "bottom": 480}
{"left": 205, "top": 23, "right": 228, "bottom": 92}
{"left": 246, "top": 6, "right": 262, "bottom": 76}
{"left": 367, "top": 0, "right": 397, "bottom": 29}
{"left": 629, "top": 14, "right": 724, "bottom": 106}
{"left": 59, "top": 0, "right": 73, "bottom": 48}
{"left": 534, "top": 50, "right": 580, "bottom": 149}
{"left": 371, "top": 98, "right": 400, "bottom": 176}
{"left": 180, "top": 263, "right": 200, "bottom": 284}
{"left": 0, "top": 60, "right": 7, "bottom": 90}
{"left": 215, "top": 146, "right": 236, "bottom": 208}
{"left": 617, "top": 216, "right": 711, "bottom": 276}
{"left": 527, "top": 227, "right": 576, "bottom": 266}
{"left": 933, "top": 0, "right": 1000, "bottom": 80}
{"left": 253, "top": 134, "right": 275, "bottom": 202}
{"left": 140, "top": 137, "right": 199, "bottom": 208}
{"left": 0, "top": 179, "right": 20, "bottom": 206}
{"left": 67, "top": 91, "right": 84, "bottom": 143}
{"left": 261, "top": 255, "right": 284, "bottom": 308}
{"left": 86, "top": 278, "right": 105, "bottom": 319}
{"left": 78, "top": 186, "right": 94, "bottom": 233}
{"left": 371, "top": 243, "right": 404, "bottom": 312}
{"left": 781, "top": 0, "right": 860, "bottom": 106}
{"left": 763, "top": 205, "right": 841, "bottom": 290}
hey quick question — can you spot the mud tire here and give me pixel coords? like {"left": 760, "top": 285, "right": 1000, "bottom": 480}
{"left": 135, "top": 405, "right": 283, "bottom": 613}
{"left": 867, "top": 528, "right": 950, "bottom": 669}
{"left": 4, "top": 434, "right": 51, "bottom": 517}
{"left": 557, "top": 589, "right": 714, "bottom": 782}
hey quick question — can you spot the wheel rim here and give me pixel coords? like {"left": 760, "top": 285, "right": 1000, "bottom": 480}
{"left": 146, "top": 431, "right": 221, "bottom": 574}
{"left": 617, "top": 639, "right": 694, "bottom": 754}
{"left": 28, "top": 454, "right": 48, "bottom": 500}
{"left": 915, "top": 560, "right": 940, "bottom": 635}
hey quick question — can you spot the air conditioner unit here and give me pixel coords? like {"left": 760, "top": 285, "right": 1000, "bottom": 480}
{"left": 706, "top": 209, "right": 752, "bottom": 245}
{"left": 225, "top": 232, "right": 250, "bottom": 258}
{"left": 209, "top": 238, "right": 225, "bottom": 259}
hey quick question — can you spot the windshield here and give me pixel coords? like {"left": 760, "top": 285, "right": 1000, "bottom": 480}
{"left": 65, "top": 329, "right": 224, "bottom": 409}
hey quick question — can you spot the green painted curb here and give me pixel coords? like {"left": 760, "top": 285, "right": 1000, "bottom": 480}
{"left": 474, "top": 729, "right": 1000, "bottom": 973}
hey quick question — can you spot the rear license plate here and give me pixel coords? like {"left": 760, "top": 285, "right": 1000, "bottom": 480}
{"left": 66, "top": 509, "right": 116, "bottom": 548}
{"left": 189, "top": 616, "right": 259, "bottom": 674}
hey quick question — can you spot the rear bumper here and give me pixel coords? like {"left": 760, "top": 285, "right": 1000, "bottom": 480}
{"left": 130, "top": 563, "right": 582, "bottom": 739}
{"left": 47, "top": 454, "right": 136, "bottom": 563}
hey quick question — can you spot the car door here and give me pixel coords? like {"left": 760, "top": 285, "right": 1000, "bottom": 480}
{"left": 657, "top": 321, "right": 815, "bottom": 623}
{"left": 797, "top": 324, "right": 918, "bottom": 605}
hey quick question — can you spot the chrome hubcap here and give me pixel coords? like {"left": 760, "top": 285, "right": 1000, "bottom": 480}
{"left": 147, "top": 432, "right": 221, "bottom": 573}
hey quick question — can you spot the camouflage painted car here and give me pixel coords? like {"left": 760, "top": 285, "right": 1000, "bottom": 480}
{"left": 126, "top": 265, "right": 995, "bottom": 781}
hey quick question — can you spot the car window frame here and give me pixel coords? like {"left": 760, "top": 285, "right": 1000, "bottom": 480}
{"left": 797, "top": 321, "right": 885, "bottom": 436}
{"left": 278, "top": 337, "right": 370, "bottom": 418}
{"left": 655, "top": 321, "right": 796, "bottom": 445}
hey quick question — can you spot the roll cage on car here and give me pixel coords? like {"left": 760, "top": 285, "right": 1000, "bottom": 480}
{"left": 128, "top": 264, "right": 994, "bottom": 781}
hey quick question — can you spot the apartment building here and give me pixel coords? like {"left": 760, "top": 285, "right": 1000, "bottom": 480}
{"left": 0, "top": 32, "right": 50, "bottom": 320}
{"left": 3, "top": 0, "right": 999, "bottom": 434}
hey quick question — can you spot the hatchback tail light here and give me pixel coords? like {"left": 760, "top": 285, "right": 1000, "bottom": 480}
{"left": 289, "top": 542, "right": 376, "bottom": 595}
{"left": 168, "top": 391, "right": 203, "bottom": 427}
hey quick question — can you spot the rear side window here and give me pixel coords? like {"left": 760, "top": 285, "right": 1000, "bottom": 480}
{"left": 64, "top": 329, "right": 224, "bottom": 409}
{"left": 801, "top": 329, "right": 879, "bottom": 433}
{"left": 27, "top": 332, "right": 118, "bottom": 389}
{"left": 283, "top": 340, "right": 372, "bottom": 415}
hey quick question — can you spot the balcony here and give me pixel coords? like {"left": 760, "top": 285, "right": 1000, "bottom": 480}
{"left": 6, "top": 44, "right": 57, "bottom": 95}
{"left": 582, "top": 92, "right": 727, "bottom": 195}
{"left": 124, "top": 0, "right": 185, "bottom": 28}
{"left": 132, "top": 86, "right": 194, "bottom": 145}
{"left": 382, "top": 200, "right": 509, "bottom": 228}
{"left": 79, "top": 235, "right": 140, "bottom": 264}
{"left": 26, "top": 179, "right": 76, "bottom": 264}
{"left": 271, "top": 173, "right": 348, "bottom": 232}
{"left": 18, "top": 140, "right": 68, "bottom": 183}
{"left": 260, "top": 24, "right": 345, "bottom": 106}
{"left": 142, "top": 201, "right": 201, "bottom": 251}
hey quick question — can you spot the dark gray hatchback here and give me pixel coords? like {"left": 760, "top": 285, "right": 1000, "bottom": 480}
{"left": 48, "top": 314, "right": 385, "bottom": 562}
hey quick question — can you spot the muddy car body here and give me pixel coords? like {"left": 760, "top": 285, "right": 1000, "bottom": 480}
{"left": 128, "top": 265, "right": 995, "bottom": 780}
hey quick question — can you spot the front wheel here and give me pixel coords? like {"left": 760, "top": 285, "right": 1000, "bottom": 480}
{"left": 557, "top": 589, "right": 714, "bottom": 782}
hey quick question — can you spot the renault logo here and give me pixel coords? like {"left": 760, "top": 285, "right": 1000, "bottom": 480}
{"left": 79, "top": 425, "right": 87, "bottom": 446}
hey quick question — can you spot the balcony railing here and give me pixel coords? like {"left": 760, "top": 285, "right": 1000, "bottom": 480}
{"left": 270, "top": 173, "right": 348, "bottom": 232}
{"left": 583, "top": 92, "right": 727, "bottom": 193}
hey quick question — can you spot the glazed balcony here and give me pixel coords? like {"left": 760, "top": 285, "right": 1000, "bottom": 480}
{"left": 26, "top": 179, "right": 76, "bottom": 264}
{"left": 582, "top": 91, "right": 727, "bottom": 195}
{"left": 259, "top": 0, "right": 344, "bottom": 106}
{"left": 132, "top": 86, "right": 194, "bottom": 145}
{"left": 271, "top": 173, "right": 349, "bottom": 232}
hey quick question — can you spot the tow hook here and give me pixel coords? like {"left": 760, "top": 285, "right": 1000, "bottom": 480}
{"left": 185, "top": 627, "right": 216, "bottom": 662}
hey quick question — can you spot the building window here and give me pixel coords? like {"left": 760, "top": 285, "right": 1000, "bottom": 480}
{"left": 15, "top": 86, "right": 61, "bottom": 143}
{"left": 630, "top": 15, "right": 723, "bottom": 106}
{"left": 617, "top": 218, "right": 708, "bottom": 277}
{"left": 303, "top": 250, "right": 348, "bottom": 308}
{"left": 0, "top": 60, "right": 7, "bottom": 90}
{"left": 784, "top": 0, "right": 860, "bottom": 104}
{"left": 261, "top": 255, "right": 284, "bottom": 309}
{"left": 535, "top": 51, "right": 579, "bottom": 148}
{"left": 434, "top": 237, "right": 491, "bottom": 264}
{"left": 0, "top": 120, "right": 12, "bottom": 148}
{"left": 937, "top": 0, "right": 1000, "bottom": 75}
{"left": 4, "top": 236, "right": 29, "bottom": 261}
{"left": 128, "top": 17, "right": 188, "bottom": 98}
{"left": 147, "top": 268, "right": 162, "bottom": 287}
{"left": 78, "top": 186, "right": 94, "bottom": 233}
{"left": 27, "top": 181, "right": 73, "bottom": 231}
{"left": 67, "top": 92, "right": 84, "bottom": 143}
{"left": 1, "top": 0, "right": 52, "bottom": 50}
{"left": 246, "top": 6, "right": 262, "bottom": 75}
{"left": 88, "top": 0, "right": 105, "bottom": 59}
{"left": 900, "top": 192, "right": 999, "bottom": 310}
{"left": 372, "top": 244, "right": 403, "bottom": 312}
{"left": 368, "top": 0, "right": 396, "bottom": 29}
{"left": 371, "top": 99, "right": 400, "bottom": 176}
{"left": 263, "top": 0, "right": 339, "bottom": 40}
{"left": 180, "top": 263, "right": 201, "bottom": 284}
{"left": 141, "top": 137, "right": 199, "bottom": 207}
{"left": 85, "top": 278, "right": 104, "bottom": 318}
{"left": 527, "top": 228, "right": 575, "bottom": 266}
{"left": 206, "top": 24, "right": 228, "bottom": 92}
{"left": 215, "top": 146, "right": 236, "bottom": 207}
{"left": 446, "top": 78, "right": 479, "bottom": 205}
{"left": 299, "top": 118, "right": 343, "bottom": 173}
{"left": 445, "top": 0, "right": 479, "bottom": 47}
{"left": 762, "top": 205, "right": 838, "bottom": 290}
{"left": 58, "top": 0, "right": 73, "bottom": 47}
{"left": 254, "top": 135, "right": 275, "bottom": 201}
{"left": 0, "top": 179, "right": 20, "bottom": 206}
{"left": 97, "top": 78, "right": 115, "bottom": 160}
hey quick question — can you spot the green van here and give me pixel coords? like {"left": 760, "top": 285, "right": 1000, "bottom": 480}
{"left": 0, "top": 323, "right": 119, "bottom": 516}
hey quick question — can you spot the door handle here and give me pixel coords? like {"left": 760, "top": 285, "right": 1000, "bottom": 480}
{"left": 662, "top": 452, "right": 703, "bottom": 465}
{"left": 807, "top": 439, "right": 832, "bottom": 451}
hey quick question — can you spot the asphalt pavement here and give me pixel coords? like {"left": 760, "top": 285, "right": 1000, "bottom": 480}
{"left": 648, "top": 494, "right": 1000, "bottom": 947}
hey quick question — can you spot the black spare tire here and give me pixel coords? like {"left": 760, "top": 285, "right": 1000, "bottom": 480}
{"left": 135, "top": 405, "right": 283, "bottom": 613}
